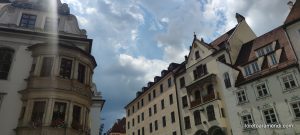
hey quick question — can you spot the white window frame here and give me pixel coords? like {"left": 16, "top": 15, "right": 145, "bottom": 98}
{"left": 256, "top": 44, "right": 274, "bottom": 57}
{"left": 280, "top": 73, "right": 298, "bottom": 91}
{"left": 269, "top": 53, "right": 277, "bottom": 66}
{"left": 244, "top": 62, "right": 260, "bottom": 76}
{"left": 255, "top": 82, "right": 270, "bottom": 99}
{"left": 290, "top": 101, "right": 300, "bottom": 120}
{"left": 241, "top": 113, "right": 254, "bottom": 128}
{"left": 236, "top": 89, "right": 248, "bottom": 104}
{"left": 261, "top": 108, "right": 279, "bottom": 124}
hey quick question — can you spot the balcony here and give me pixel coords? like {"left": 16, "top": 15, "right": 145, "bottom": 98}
{"left": 190, "top": 99, "right": 202, "bottom": 108}
{"left": 203, "top": 93, "right": 216, "bottom": 102}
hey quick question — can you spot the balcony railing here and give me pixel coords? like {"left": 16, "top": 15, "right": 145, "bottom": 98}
{"left": 190, "top": 93, "right": 218, "bottom": 108}
{"left": 203, "top": 93, "right": 216, "bottom": 102}
{"left": 190, "top": 99, "right": 202, "bottom": 108}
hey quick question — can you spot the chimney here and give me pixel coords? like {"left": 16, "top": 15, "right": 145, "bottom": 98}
{"left": 287, "top": 1, "right": 294, "bottom": 9}
{"left": 235, "top": 13, "right": 245, "bottom": 23}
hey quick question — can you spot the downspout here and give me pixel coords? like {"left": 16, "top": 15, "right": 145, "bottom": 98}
{"left": 173, "top": 71, "right": 183, "bottom": 135}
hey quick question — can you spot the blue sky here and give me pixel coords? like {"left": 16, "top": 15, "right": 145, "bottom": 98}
{"left": 61, "top": 0, "right": 291, "bottom": 133}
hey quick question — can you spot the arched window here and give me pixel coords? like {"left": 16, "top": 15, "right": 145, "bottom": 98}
{"left": 0, "top": 47, "right": 14, "bottom": 79}
{"left": 195, "top": 90, "right": 201, "bottom": 100}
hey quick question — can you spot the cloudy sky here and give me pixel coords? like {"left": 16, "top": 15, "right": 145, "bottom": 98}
{"left": 61, "top": 0, "right": 292, "bottom": 132}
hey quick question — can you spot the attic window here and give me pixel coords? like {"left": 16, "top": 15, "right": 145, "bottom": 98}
{"left": 256, "top": 44, "right": 274, "bottom": 57}
{"left": 195, "top": 51, "right": 200, "bottom": 59}
{"left": 244, "top": 62, "right": 260, "bottom": 76}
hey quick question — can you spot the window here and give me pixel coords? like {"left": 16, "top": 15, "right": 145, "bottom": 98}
{"left": 256, "top": 45, "right": 274, "bottom": 57}
{"left": 207, "top": 105, "right": 215, "bottom": 121}
{"left": 195, "top": 51, "right": 200, "bottom": 59}
{"left": 72, "top": 105, "right": 82, "bottom": 129}
{"left": 221, "top": 108, "right": 225, "bottom": 117}
{"left": 142, "top": 127, "right": 144, "bottom": 135}
{"left": 148, "top": 93, "right": 151, "bottom": 101}
{"left": 40, "top": 57, "right": 53, "bottom": 77}
{"left": 256, "top": 83, "right": 269, "bottom": 98}
{"left": 153, "top": 90, "right": 156, "bottom": 98}
{"left": 263, "top": 108, "right": 278, "bottom": 124}
{"left": 149, "top": 107, "right": 152, "bottom": 116}
{"left": 184, "top": 116, "right": 191, "bottom": 129}
{"left": 162, "top": 116, "right": 166, "bottom": 127}
{"left": 161, "top": 99, "right": 165, "bottom": 109}
{"left": 138, "top": 115, "right": 140, "bottom": 123}
{"left": 138, "top": 129, "right": 140, "bottom": 135}
{"left": 281, "top": 74, "right": 297, "bottom": 90}
{"left": 132, "top": 106, "right": 135, "bottom": 113}
{"left": 127, "top": 109, "right": 130, "bottom": 116}
{"left": 169, "top": 94, "right": 174, "bottom": 105}
{"left": 154, "top": 120, "right": 158, "bottom": 130}
{"left": 0, "top": 48, "right": 14, "bottom": 79}
{"left": 137, "top": 102, "right": 140, "bottom": 110}
{"left": 149, "top": 123, "right": 153, "bottom": 133}
{"left": 141, "top": 99, "right": 144, "bottom": 107}
{"left": 218, "top": 55, "right": 226, "bottom": 63}
{"left": 182, "top": 96, "right": 188, "bottom": 108}
{"left": 241, "top": 114, "right": 253, "bottom": 125}
{"left": 160, "top": 84, "right": 163, "bottom": 93}
{"left": 223, "top": 72, "right": 231, "bottom": 88}
{"left": 244, "top": 62, "right": 260, "bottom": 76}
{"left": 132, "top": 118, "right": 135, "bottom": 127}
{"left": 31, "top": 101, "right": 46, "bottom": 126}
{"left": 180, "top": 77, "right": 185, "bottom": 88}
{"left": 168, "top": 78, "right": 172, "bottom": 87}
{"left": 77, "top": 63, "right": 86, "bottom": 83}
{"left": 154, "top": 104, "right": 157, "bottom": 114}
{"left": 52, "top": 102, "right": 66, "bottom": 126}
{"left": 127, "top": 121, "right": 130, "bottom": 129}
{"left": 291, "top": 101, "right": 300, "bottom": 119}
{"left": 20, "top": 14, "right": 37, "bottom": 29}
{"left": 236, "top": 90, "right": 247, "bottom": 104}
{"left": 193, "top": 64, "right": 207, "bottom": 80}
{"left": 173, "top": 131, "right": 177, "bottom": 135}
{"left": 141, "top": 112, "right": 144, "bottom": 121}
{"left": 193, "top": 110, "right": 201, "bottom": 125}
{"left": 195, "top": 90, "right": 201, "bottom": 100}
{"left": 44, "top": 17, "right": 59, "bottom": 32}
{"left": 171, "top": 111, "right": 175, "bottom": 123}
{"left": 270, "top": 53, "right": 277, "bottom": 65}
{"left": 59, "top": 58, "right": 73, "bottom": 79}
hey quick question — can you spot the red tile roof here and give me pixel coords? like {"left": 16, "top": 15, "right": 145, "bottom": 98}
{"left": 285, "top": 0, "right": 300, "bottom": 25}
{"left": 109, "top": 117, "right": 126, "bottom": 134}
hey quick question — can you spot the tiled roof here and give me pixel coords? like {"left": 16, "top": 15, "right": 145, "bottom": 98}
{"left": 110, "top": 117, "right": 126, "bottom": 133}
{"left": 284, "top": 0, "right": 300, "bottom": 25}
{"left": 210, "top": 27, "right": 236, "bottom": 50}
{"left": 235, "top": 27, "right": 297, "bottom": 86}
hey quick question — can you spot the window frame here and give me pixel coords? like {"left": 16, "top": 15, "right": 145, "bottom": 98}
{"left": 261, "top": 108, "right": 279, "bottom": 124}
{"left": 77, "top": 63, "right": 86, "bottom": 84}
{"left": 59, "top": 57, "right": 73, "bottom": 79}
{"left": 179, "top": 77, "right": 185, "bottom": 88}
{"left": 182, "top": 96, "right": 188, "bottom": 108}
{"left": 207, "top": 105, "right": 216, "bottom": 121}
{"left": 19, "top": 13, "right": 37, "bottom": 29}
{"left": 241, "top": 113, "right": 254, "bottom": 128}
{"left": 223, "top": 72, "right": 231, "bottom": 88}
{"left": 255, "top": 82, "right": 270, "bottom": 99}
{"left": 40, "top": 56, "right": 54, "bottom": 77}
{"left": 184, "top": 116, "right": 191, "bottom": 129}
{"left": 0, "top": 47, "right": 14, "bottom": 80}
{"left": 290, "top": 101, "right": 300, "bottom": 119}
{"left": 236, "top": 89, "right": 248, "bottom": 104}
{"left": 280, "top": 73, "right": 298, "bottom": 91}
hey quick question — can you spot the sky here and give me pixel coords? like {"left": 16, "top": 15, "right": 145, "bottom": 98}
{"left": 61, "top": 0, "right": 292, "bottom": 133}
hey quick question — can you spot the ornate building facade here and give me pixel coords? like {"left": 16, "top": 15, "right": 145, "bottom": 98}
{"left": 0, "top": 0, "right": 104, "bottom": 135}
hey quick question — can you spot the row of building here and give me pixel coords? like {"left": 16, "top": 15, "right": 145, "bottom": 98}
{"left": 125, "top": 1, "right": 300, "bottom": 135}
{"left": 0, "top": 0, "right": 104, "bottom": 135}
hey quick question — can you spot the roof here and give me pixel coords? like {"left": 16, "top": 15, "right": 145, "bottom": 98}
{"left": 109, "top": 118, "right": 126, "bottom": 134}
{"left": 209, "top": 27, "right": 236, "bottom": 50}
{"left": 284, "top": 0, "right": 300, "bottom": 25}
{"left": 234, "top": 27, "right": 298, "bottom": 86}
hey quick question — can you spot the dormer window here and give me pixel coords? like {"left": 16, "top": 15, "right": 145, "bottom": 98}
{"left": 269, "top": 53, "right": 277, "bottom": 65}
{"left": 244, "top": 62, "right": 260, "bottom": 76}
{"left": 20, "top": 14, "right": 37, "bottom": 29}
{"left": 195, "top": 51, "right": 200, "bottom": 59}
{"left": 256, "top": 44, "right": 274, "bottom": 57}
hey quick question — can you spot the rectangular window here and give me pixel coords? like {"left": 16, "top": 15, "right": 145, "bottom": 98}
{"left": 154, "top": 120, "right": 158, "bottom": 130}
{"left": 291, "top": 101, "right": 300, "bottom": 119}
{"left": 281, "top": 74, "right": 297, "bottom": 90}
{"left": 195, "top": 51, "right": 200, "bottom": 59}
{"left": 77, "top": 63, "right": 86, "bottom": 83}
{"left": 263, "top": 108, "right": 278, "bottom": 124}
{"left": 193, "top": 110, "right": 201, "bottom": 125}
{"left": 149, "top": 107, "right": 152, "bottom": 117}
{"left": 153, "top": 90, "right": 156, "bottom": 98}
{"left": 256, "top": 44, "right": 274, "bottom": 57}
{"left": 207, "top": 105, "right": 216, "bottom": 121}
{"left": 127, "top": 109, "right": 130, "bottom": 116}
{"left": 162, "top": 116, "right": 166, "bottom": 127}
{"left": 40, "top": 57, "right": 53, "bottom": 77}
{"left": 137, "top": 102, "right": 140, "bottom": 110}
{"left": 0, "top": 48, "right": 14, "bottom": 80}
{"left": 20, "top": 14, "right": 37, "bottom": 29}
{"left": 173, "top": 131, "right": 177, "bottom": 135}
{"left": 148, "top": 93, "right": 151, "bottom": 101}
{"left": 223, "top": 72, "right": 231, "bottom": 88}
{"left": 132, "top": 118, "right": 135, "bottom": 127}
{"left": 169, "top": 94, "right": 173, "bottom": 105}
{"left": 149, "top": 123, "right": 153, "bottom": 133}
{"left": 160, "top": 84, "right": 163, "bottom": 93}
{"left": 138, "top": 115, "right": 140, "bottom": 123}
{"left": 142, "top": 127, "right": 144, "bottom": 135}
{"left": 154, "top": 104, "right": 157, "bottom": 114}
{"left": 256, "top": 83, "right": 269, "bottom": 98}
{"left": 168, "top": 78, "right": 172, "bottom": 87}
{"left": 244, "top": 65, "right": 252, "bottom": 76}
{"left": 132, "top": 106, "right": 135, "bottom": 113}
{"left": 171, "top": 111, "right": 175, "bottom": 123}
{"left": 141, "top": 99, "right": 144, "bottom": 107}
{"left": 241, "top": 114, "right": 253, "bottom": 125}
{"left": 184, "top": 116, "right": 191, "bottom": 129}
{"left": 180, "top": 77, "right": 185, "bottom": 88}
{"left": 52, "top": 102, "right": 66, "bottom": 125}
{"left": 31, "top": 101, "right": 46, "bottom": 126}
{"left": 161, "top": 99, "right": 165, "bottom": 109}
{"left": 193, "top": 64, "right": 207, "bottom": 80}
{"left": 141, "top": 112, "right": 144, "bottom": 121}
{"left": 127, "top": 121, "right": 130, "bottom": 129}
{"left": 182, "top": 96, "right": 188, "bottom": 108}
{"left": 72, "top": 105, "right": 82, "bottom": 129}
{"left": 270, "top": 53, "right": 277, "bottom": 65}
{"left": 218, "top": 55, "right": 226, "bottom": 63}
{"left": 138, "top": 129, "right": 140, "bottom": 135}
{"left": 59, "top": 58, "right": 73, "bottom": 79}
{"left": 251, "top": 62, "right": 260, "bottom": 73}
{"left": 236, "top": 90, "right": 247, "bottom": 104}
